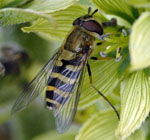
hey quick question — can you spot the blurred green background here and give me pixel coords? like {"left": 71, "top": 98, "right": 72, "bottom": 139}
{"left": 0, "top": 24, "right": 61, "bottom": 140}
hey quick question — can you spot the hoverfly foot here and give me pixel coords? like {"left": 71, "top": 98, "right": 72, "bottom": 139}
{"left": 115, "top": 47, "right": 122, "bottom": 62}
{"left": 100, "top": 51, "right": 107, "bottom": 57}
{"left": 99, "top": 35, "right": 105, "bottom": 41}
{"left": 122, "top": 29, "right": 127, "bottom": 36}
{"left": 99, "top": 34, "right": 112, "bottom": 41}
{"left": 115, "top": 56, "right": 122, "bottom": 62}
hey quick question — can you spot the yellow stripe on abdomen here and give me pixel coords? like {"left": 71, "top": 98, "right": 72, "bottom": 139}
{"left": 50, "top": 72, "right": 76, "bottom": 85}
{"left": 46, "top": 86, "right": 56, "bottom": 91}
{"left": 46, "top": 86, "right": 71, "bottom": 98}
{"left": 45, "top": 98, "right": 60, "bottom": 110}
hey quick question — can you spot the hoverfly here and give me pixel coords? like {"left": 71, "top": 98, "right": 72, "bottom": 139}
{"left": 12, "top": 7, "right": 120, "bottom": 133}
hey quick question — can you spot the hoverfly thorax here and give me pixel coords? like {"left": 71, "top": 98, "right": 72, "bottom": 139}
{"left": 70, "top": 8, "right": 103, "bottom": 55}
{"left": 63, "top": 9, "right": 103, "bottom": 55}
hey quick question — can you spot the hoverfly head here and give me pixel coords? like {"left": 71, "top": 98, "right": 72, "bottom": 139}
{"left": 73, "top": 7, "right": 103, "bottom": 36}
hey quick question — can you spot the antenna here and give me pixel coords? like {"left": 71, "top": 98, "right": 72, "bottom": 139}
{"left": 88, "top": 7, "right": 98, "bottom": 16}
{"left": 88, "top": 7, "right": 92, "bottom": 15}
{"left": 91, "top": 9, "right": 98, "bottom": 15}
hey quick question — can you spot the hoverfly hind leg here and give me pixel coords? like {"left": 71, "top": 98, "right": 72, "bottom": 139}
{"left": 86, "top": 62, "right": 120, "bottom": 120}
{"left": 86, "top": 62, "right": 93, "bottom": 84}
{"left": 91, "top": 85, "right": 120, "bottom": 120}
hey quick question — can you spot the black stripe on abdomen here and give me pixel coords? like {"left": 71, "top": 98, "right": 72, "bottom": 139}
{"left": 45, "top": 55, "right": 82, "bottom": 110}
{"left": 46, "top": 77, "right": 75, "bottom": 109}
{"left": 52, "top": 65, "right": 80, "bottom": 79}
{"left": 46, "top": 90, "right": 69, "bottom": 107}
{"left": 61, "top": 58, "right": 82, "bottom": 66}
{"left": 47, "top": 78, "right": 75, "bottom": 92}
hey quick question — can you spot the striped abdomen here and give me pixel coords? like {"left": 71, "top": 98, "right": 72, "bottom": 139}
{"left": 45, "top": 49, "right": 84, "bottom": 110}
{"left": 45, "top": 27, "right": 95, "bottom": 110}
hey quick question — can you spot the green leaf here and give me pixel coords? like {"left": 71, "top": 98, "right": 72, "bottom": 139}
{"left": 129, "top": 12, "right": 150, "bottom": 71}
{"left": 0, "top": 0, "right": 27, "bottom": 8}
{"left": 0, "top": 8, "right": 53, "bottom": 26}
{"left": 78, "top": 59, "right": 121, "bottom": 109}
{"left": 75, "top": 110, "right": 119, "bottom": 140}
{"left": 125, "top": 0, "right": 150, "bottom": 8}
{"left": 116, "top": 70, "right": 150, "bottom": 139}
{"left": 76, "top": 109, "right": 146, "bottom": 140}
{"left": 32, "top": 131, "right": 76, "bottom": 140}
{"left": 22, "top": 4, "right": 88, "bottom": 41}
{"left": 126, "top": 129, "right": 146, "bottom": 140}
{"left": 22, "top": 4, "right": 107, "bottom": 41}
{"left": 22, "top": 0, "right": 77, "bottom": 13}
{"left": 75, "top": 110, "right": 145, "bottom": 140}
{"left": 79, "top": 0, "right": 91, "bottom": 5}
{"left": 0, "top": 0, "right": 13, "bottom": 8}
{"left": 91, "top": 0, "right": 139, "bottom": 24}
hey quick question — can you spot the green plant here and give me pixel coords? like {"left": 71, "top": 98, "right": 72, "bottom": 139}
{"left": 0, "top": 0, "right": 150, "bottom": 140}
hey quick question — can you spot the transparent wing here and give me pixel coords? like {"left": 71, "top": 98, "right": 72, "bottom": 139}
{"left": 54, "top": 55, "right": 87, "bottom": 133}
{"left": 11, "top": 49, "right": 62, "bottom": 114}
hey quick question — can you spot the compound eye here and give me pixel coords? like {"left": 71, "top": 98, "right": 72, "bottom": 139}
{"left": 73, "top": 17, "right": 81, "bottom": 26}
{"left": 82, "top": 20, "right": 103, "bottom": 35}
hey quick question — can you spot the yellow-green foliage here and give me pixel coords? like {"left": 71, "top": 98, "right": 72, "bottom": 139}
{"left": 0, "top": 0, "right": 150, "bottom": 140}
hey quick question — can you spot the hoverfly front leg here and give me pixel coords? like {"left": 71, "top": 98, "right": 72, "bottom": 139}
{"left": 99, "top": 33, "right": 112, "bottom": 41}
{"left": 97, "top": 36, "right": 122, "bottom": 62}
{"left": 97, "top": 18, "right": 117, "bottom": 42}
{"left": 90, "top": 56, "right": 113, "bottom": 61}
{"left": 98, "top": 18, "right": 122, "bottom": 62}
{"left": 98, "top": 18, "right": 117, "bottom": 41}
{"left": 86, "top": 62, "right": 120, "bottom": 120}
{"left": 91, "top": 47, "right": 122, "bottom": 62}
{"left": 98, "top": 45, "right": 122, "bottom": 62}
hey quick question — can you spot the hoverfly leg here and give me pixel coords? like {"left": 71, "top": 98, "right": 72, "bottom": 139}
{"left": 86, "top": 62, "right": 120, "bottom": 120}
{"left": 99, "top": 33, "right": 112, "bottom": 41}
{"left": 90, "top": 56, "right": 113, "bottom": 61}
{"left": 102, "top": 18, "right": 117, "bottom": 27}
{"left": 115, "top": 47, "right": 122, "bottom": 62}
{"left": 97, "top": 42, "right": 102, "bottom": 46}
{"left": 122, "top": 29, "right": 128, "bottom": 36}
{"left": 100, "top": 51, "right": 107, "bottom": 57}
{"left": 86, "top": 62, "right": 93, "bottom": 84}
{"left": 91, "top": 85, "right": 120, "bottom": 120}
